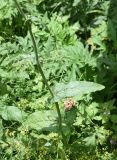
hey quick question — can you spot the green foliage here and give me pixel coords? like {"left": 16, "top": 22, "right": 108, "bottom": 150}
{"left": 0, "top": 0, "right": 117, "bottom": 159}
{"left": 0, "top": 105, "right": 26, "bottom": 122}
{"left": 0, "top": 119, "right": 3, "bottom": 140}
{"left": 21, "top": 110, "right": 58, "bottom": 132}
{"left": 54, "top": 81, "right": 104, "bottom": 102}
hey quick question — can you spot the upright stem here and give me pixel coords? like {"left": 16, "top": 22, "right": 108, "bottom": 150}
{"left": 13, "top": 0, "right": 65, "bottom": 144}
{"left": 28, "top": 23, "right": 54, "bottom": 96}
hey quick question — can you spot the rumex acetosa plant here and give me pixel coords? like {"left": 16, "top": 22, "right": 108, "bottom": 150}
{"left": 1, "top": 0, "right": 115, "bottom": 159}
{"left": 13, "top": 0, "right": 104, "bottom": 149}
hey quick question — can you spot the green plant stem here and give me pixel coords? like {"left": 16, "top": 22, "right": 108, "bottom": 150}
{"left": 13, "top": 0, "right": 66, "bottom": 145}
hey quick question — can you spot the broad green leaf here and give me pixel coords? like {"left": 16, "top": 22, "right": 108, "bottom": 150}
{"left": 112, "top": 124, "right": 117, "bottom": 132}
{"left": 108, "top": 19, "right": 117, "bottom": 48}
{"left": 0, "top": 82, "right": 7, "bottom": 95}
{"left": 21, "top": 110, "right": 58, "bottom": 132}
{"left": 0, "top": 69, "right": 29, "bottom": 80}
{"left": 65, "top": 108, "right": 77, "bottom": 126}
{"left": 0, "top": 106, "right": 26, "bottom": 122}
{"left": 111, "top": 115, "right": 117, "bottom": 123}
{"left": 84, "top": 134, "right": 96, "bottom": 146}
{"left": 53, "top": 81, "right": 105, "bottom": 102}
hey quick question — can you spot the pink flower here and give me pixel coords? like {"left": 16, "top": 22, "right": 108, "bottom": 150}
{"left": 64, "top": 98, "right": 75, "bottom": 111}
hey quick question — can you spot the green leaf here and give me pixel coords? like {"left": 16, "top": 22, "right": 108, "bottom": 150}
{"left": 0, "top": 119, "right": 3, "bottom": 140}
{"left": 111, "top": 115, "right": 117, "bottom": 123}
{"left": 53, "top": 81, "right": 105, "bottom": 102}
{"left": 95, "top": 126, "right": 109, "bottom": 145}
{"left": 84, "top": 134, "right": 96, "bottom": 146}
{"left": 21, "top": 110, "right": 58, "bottom": 132}
{"left": 86, "top": 102, "right": 98, "bottom": 118}
{"left": 0, "top": 82, "right": 7, "bottom": 95}
{"left": 93, "top": 116, "right": 102, "bottom": 121}
{"left": 73, "top": 0, "right": 81, "bottom": 6}
{"left": 65, "top": 108, "right": 77, "bottom": 126}
{"left": 112, "top": 124, "right": 117, "bottom": 132}
{"left": 108, "top": 19, "right": 117, "bottom": 48}
{"left": 74, "top": 116, "right": 84, "bottom": 126}
{"left": 0, "top": 106, "right": 26, "bottom": 122}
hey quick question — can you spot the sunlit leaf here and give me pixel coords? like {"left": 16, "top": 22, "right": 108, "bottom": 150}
{"left": 21, "top": 110, "right": 58, "bottom": 132}
{"left": 53, "top": 81, "right": 105, "bottom": 102}
{"left": 0, "top": 106, "right": 26, "bottom": 122}
{"left": 84, "top": 134, "right": 96, "bottom": 146}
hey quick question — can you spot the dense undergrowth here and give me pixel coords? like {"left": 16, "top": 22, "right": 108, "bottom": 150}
{"left": 1, "top": 0, "right": 117, "bottom": 159}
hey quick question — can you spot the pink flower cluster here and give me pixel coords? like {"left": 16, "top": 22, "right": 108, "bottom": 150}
{"left": 64, "top": 98, "right": 75, "bottom": 111}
